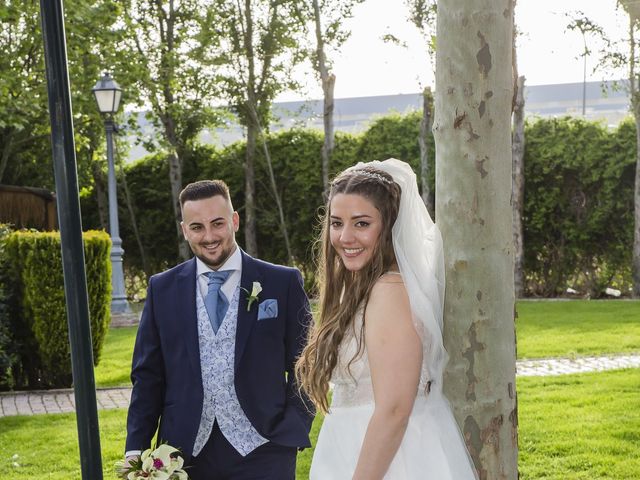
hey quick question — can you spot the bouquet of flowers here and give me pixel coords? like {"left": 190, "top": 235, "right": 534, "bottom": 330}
{"left": 116, "top": 444, "right": 188, "bottom": 480}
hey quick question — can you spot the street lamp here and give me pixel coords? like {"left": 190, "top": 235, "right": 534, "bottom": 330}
{"left": 92, "top": 72, "right": 130, "bottom": 314}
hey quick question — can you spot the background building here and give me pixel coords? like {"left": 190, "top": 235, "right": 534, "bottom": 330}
{"left": 127, "top": 80, "right": 630, "bottom": 162}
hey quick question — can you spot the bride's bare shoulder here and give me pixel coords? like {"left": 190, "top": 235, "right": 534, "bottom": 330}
{"left": 367, "top": 273, "right": 410, "bottom": 320}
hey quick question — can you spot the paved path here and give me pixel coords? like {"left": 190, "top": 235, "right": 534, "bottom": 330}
{"left": 0, "top": 387, "right": 131, "bottom": 417}
{"left": 1, "top": 354, "right": 639, "bottom": 418}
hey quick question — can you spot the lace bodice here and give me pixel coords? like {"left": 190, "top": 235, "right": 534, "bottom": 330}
{"left": 331, "top": 307, "right": 432, "bottom": 408}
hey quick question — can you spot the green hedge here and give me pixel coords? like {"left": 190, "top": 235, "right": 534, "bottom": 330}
{"left": 0, "top": 224, "right": 16, "bottom": 389}
{"left": 80, "top": 114, "right": 635, "bottom": 297}
{"left": 523, "top": 117, "right": 634, "bottom": 297}
{"left": 1, "top": 230, "right": 111, "bottom": 389}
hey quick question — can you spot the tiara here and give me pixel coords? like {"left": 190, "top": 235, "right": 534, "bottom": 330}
{"left": 352, "top": 169, "right": 393, "bottom": 184}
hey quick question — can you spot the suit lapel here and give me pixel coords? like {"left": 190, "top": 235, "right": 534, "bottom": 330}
{"left": 177, "top": 258, "right": 201, "bottom": 377}
{"left": 235, "top": 250, "right": 263, "bottom": 369}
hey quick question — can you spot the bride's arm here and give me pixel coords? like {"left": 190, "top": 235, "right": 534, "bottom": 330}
{"left": 353, "top": 279, "right": 422, "bottom": 480}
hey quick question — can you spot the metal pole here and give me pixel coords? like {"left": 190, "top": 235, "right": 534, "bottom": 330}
{"left": 105, "top": 120, "right": 130, "bottom": 313}
{"left": 39, "top": 1, "right": 103, "bottom": 479}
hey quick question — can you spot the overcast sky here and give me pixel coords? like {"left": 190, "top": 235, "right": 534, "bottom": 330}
{"left": 277, "top": 0, "right": 628, "bottom": 102}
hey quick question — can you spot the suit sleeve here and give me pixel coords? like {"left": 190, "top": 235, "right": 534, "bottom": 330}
{"left": 284, "top": 269, "right": 316, "bottom": 433}
{"left": 125, "top": 278, "right": 165, "bottom": 452}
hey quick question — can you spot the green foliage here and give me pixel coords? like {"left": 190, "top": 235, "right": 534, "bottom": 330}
{"left": 357, "top": 110, "right": 434, "bottom": 192}
{"left": 2, "top": 230, "right": 111, "bottom": 389}
{"left": 0, "top": 0, "right": 132, "bottom": 190}
{"left": 80, "top": 112, "right": 633, "bottom": 297}
{"left": 98, "top": 128, "right": 363, "bottom": 291}
{"left": 523, "top": 117, "right": 634, "bottom": 296}
{"left": 0, "top": 224, "right": 17, "bottom": 389}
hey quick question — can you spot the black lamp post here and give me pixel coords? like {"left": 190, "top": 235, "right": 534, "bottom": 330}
{"left": 92, "top": 73, "right": 130, "bottom": 314}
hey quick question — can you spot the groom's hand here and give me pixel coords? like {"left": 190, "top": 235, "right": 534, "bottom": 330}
{"left": 120, "top": 454, "right": 140, "bottom": 474}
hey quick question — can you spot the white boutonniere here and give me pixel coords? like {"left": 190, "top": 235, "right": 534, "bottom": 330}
{"left": 116, "top": 443, "right": 188, "bottom": 479}
{"left": 243, "top": 281, "right": 262, "bottom": 311}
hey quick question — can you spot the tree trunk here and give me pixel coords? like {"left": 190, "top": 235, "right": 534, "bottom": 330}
{"left": 118, "top": 160, "right": 151, "bottom": 278}
{"left": 244, "top": 121, "right": 258, "bottom": 256}
{"left": 434, "top": 1, "right": 518, "bottom": 478}
{"left": 167, "top": 149, "right": 189, "bottom": 261}
{"left": 512, "top": 75, "right": 526, "bottom": 298}
{"left": 313, "top": 0, "right": 335, "bottom": 199}
{"left": 629, "top": 14, "right": 640, "bottom": 298}
{"left": 321, "top": 73, "right": 336, "bottom": 200}
{"left": 420, "top": 86, "right": 434, "bottom": 217}
{"left": 90, "top": 155, "right": 109, "bottom": 230}
{"left": 258, "top": 129, "right": 294, "bottom": 264}
{"left": 633, "top": 107, "right": 640, "bottom": 297}
{"left": 0, "top": 133, "right": 13, "bottom": 184}
{"left": 244, "top": 99, "right": 293, "bottom": 263}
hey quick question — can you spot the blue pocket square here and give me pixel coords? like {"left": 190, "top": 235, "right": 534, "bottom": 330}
{"left": 257, "top": 299, "right": 278, "bottom": 320}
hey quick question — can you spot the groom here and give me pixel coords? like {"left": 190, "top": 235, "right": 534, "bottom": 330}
{"left": 125, "top": 179, "right": 314, "bottom": 479}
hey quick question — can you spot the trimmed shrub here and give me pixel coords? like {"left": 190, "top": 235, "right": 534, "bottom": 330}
{"left": 0, "top": 224, "right": 17, "bottom": 390}
{"left": 3, "top": 230, "right": 111, "bottom": 388}
{"left": 523, "top": 117, "right": 634, "bottom": 297}
{"left": 79, "top": 112, "right": 633, "bottom": 298}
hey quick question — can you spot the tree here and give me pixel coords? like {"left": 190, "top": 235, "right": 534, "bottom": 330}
{"left": 120, "top": 0, "right": 223, "bottom": 261}
{"left": 308, "top": 0, "right": 363, "bottom": 197}
{"left": 0, "top": 1, "right": 50, "bottom": 187}
{"left": 619, "top": 0, "right": 640, "bottom": 297}
{"left": 205, "top": 0, "right": 307, "bottom": 258}
{"left": 585, "top": 1, "right": 640, "bottom": 297}
{"left": 512, "top": 75, "right": 525, "bottom": 298}
{"left": 434, "top": 0, "right": 518, "bottom": 477}
{"left": 419, "top": 87, "right": 435, "bottom": 215}
{"left": 565, "top": 12, "right": 606, "bottom": 117}
{"left": 406, "top": 0, "right": 437, "bottom": 214}
{"left": 0, "top": 0, "right": 135, "bottom": 203}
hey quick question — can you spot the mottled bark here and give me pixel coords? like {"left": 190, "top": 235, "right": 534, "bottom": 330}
{"left": 512, "top": 75, "right": 525, "bottom": 298}
{"left": 312, "top": 0, "right": 335, "bottom": 199}
{"left": 434, "top": 0, "right": 518, "bottom": 478}
{"left": 420, "top": 87, "right": 434, "bottom": 217}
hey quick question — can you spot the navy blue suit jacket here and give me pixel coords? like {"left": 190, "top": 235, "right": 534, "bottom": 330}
{"left": 125, "top": 251, "right": 314, "bottom": 459}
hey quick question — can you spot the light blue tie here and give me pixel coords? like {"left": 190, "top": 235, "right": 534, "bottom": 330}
{"left": 204, "top": 270, "right": 231, "bottom": 334}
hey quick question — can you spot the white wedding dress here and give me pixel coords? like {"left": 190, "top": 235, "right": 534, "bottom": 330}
{"left": 310, "top": 158, "right": 478, "bottom": 479}
{"left": 309, "top": 311, "right": 478, "bottom": 480}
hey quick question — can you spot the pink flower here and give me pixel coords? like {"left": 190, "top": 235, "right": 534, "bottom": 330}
{"left": 152, "top": 458, "right": 164, "bottom": 469}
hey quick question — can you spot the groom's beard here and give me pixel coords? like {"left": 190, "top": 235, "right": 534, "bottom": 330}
{"left": 196, "top": 242, "right": 237, "bottom": 270}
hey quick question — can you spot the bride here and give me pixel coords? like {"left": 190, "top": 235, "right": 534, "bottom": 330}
{"left": 296, "top": 159, "right": 478, "bottom": 479}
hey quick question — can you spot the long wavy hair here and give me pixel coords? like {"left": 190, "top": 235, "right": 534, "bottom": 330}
{"left": 295, "top": 166, "right": 401, "bottom": 413}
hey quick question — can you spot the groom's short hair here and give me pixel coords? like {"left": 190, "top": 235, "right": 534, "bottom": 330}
{"left": 179, "top": 179, "right": 230, "bottom": 207}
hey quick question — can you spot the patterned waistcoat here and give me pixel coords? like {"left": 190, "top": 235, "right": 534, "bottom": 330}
{"left": 192, "top": 286, "right": 267, "bottom": 456}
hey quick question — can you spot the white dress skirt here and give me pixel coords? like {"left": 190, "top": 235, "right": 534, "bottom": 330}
{"left": 310, "top": 314, "right": 478, "bottom": 480}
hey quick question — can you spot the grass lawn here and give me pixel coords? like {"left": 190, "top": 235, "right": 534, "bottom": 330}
{"left": 94, "top": 326, "right": 137, "bottom": 388}
{"left": 516, "top": 300, "right": 640, "bottom": 359}
{"left": 94, "top": 300, "right": 640, "bottom": 388}
{"left": 2, "top": 369, "right": 638, "bottom": 479}
{"left": 517, "top": 368, "right": 640, "bottom": 479}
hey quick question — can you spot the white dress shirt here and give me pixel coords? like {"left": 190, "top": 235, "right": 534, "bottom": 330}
{"left": 195, "top": 246, "right": 242, "bottom": 301}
